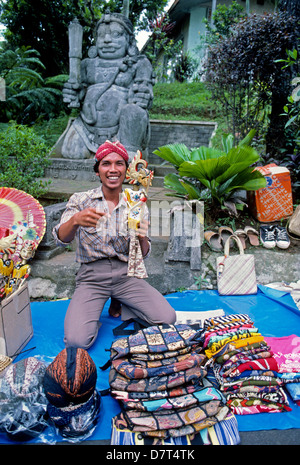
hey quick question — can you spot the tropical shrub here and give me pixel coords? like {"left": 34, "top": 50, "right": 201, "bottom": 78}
{"left": 204, "top": 11, "right": 299, "bottom": 157}
{"left": 0, "top": 122, "right": 51, "bottom": 198}
{"left": 154, "top": 130, "right": 266, "bottom": 216}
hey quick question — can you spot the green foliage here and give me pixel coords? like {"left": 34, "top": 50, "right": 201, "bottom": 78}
{"left": 0, "top": 46, "right": 68, "bottom": 123}
{"left": 204, "top": 0, "right": 245, "bottom": 42}
{"left": 104, "top": 0, "right": 168, "bottom": 31}
{"left": 172, "top": 51, "right": 198, "bottom": 83}
{"left": 144, "top": 13, "right": 183, "bottom": 82}
{"left": 154, "top": 130, "right": 266, "bottom": 215}
{"left": 277, "top": 48, "right": 300, "bottom": 152}
{"left": 0, "top": 0, "right": 168, "bottom": 76}
{"left": 149, "top": 82, "right": 218, "bottom": 119}
{"left": 0, "top": 122, "right": 51, "bottom": 198}
{"left": 275, "top": 45, "right": 300, "bottom": 199}
{"left": 204, "top": 10, "right": 299, "bottom": 156}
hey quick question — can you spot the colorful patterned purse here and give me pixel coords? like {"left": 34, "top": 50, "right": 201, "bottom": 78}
{"left": 110, "top": 324, "right": 203, "bottom": 361}
{"left": 111, "top": 411, "right": 240, "bottom": 445}
{"left": 217, "top": 235, "right": 257, "bottom": 295}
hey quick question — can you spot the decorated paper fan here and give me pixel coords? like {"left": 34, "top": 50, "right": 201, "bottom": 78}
{"left": 0, "top": 187, "right": 46, "bottom": 246}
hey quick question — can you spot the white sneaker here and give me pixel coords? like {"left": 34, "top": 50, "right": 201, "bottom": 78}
{"left": 276, "top": 226, "right": 290, "bottom": 249}
{"left": 260, "top": 225, "right": 276, "bottom": 248}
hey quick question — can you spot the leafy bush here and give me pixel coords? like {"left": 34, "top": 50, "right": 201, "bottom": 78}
{"left": 0, "top": 46, "right": 67, "bottom": 124}
{"left": 204, "top": 11, "right": 299, "bottom": 156}
{"left": 0, "top": 122, "right": 51, "bottom": 198}
{"left": 154, "top": 130, "right": 266, "bottom": 216}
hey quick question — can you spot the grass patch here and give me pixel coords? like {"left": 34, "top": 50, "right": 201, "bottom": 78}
{"left": 150, "top": 81, "right": 220, "bottom": 120}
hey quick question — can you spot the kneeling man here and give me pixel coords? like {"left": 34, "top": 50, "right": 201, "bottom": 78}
{"left": 53, "top": 140, "right": 176, "bottom": 349}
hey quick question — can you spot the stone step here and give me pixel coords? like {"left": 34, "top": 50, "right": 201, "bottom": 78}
{"left": 41, "top": 161, "right": 176, "bottom": 200}
{"left": 39, "top": 170, "right": 176, "bottom": 202}
{"left": 29, "top": 238, "right": 300, "bottom": 300}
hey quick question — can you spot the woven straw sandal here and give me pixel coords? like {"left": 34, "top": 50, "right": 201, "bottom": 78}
{"left": 244, "top": 226, "right": 259, "bottom": 246}
{"left": 234, "top": 229, "right": 247, "bottom": 249}
{"left": 204, "top": 231, "right": 223, "bottom": 252}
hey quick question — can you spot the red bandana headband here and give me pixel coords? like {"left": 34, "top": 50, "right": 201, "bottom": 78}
{"left": 95, "top": 140, "right": 129, "bottom": 162}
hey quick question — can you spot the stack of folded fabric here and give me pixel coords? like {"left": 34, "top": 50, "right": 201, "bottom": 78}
{"left": 265, "top": 334, "right": 300, "bottom": 406}
{"left": 203, "top": 314, "right": 291, "bottom": 415}
{"left": 107, "top": 324, "right": 233, "bottom": 443}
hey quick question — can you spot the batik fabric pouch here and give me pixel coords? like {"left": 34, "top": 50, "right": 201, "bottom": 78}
{"left": 109, "top": 324, "right": 203, "bottom": 361}
{"left": 113, "top": 401, "right": 229, "bottom": 439}
{"left": 111, "top": 411, "right": 240, "bottom": 445}
{"left": 111, "top": 351, "right": 205, "bottom": 380}
{"left": 109, "top": 365, "right": 207, "bottom": 393}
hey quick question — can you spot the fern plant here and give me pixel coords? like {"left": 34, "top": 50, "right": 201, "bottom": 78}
{"left": 154, "top": 130, "right": 266, "bottom": 215}
{"left": 0, "top": 46, "right": 68, "bottom": 122}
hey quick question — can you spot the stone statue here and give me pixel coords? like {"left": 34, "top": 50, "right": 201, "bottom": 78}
{"left": 59, "top": 11, "right": 154, "bottom": 161}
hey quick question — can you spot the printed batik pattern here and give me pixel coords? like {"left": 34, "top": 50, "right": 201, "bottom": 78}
{"left": 107, "top": 323, "right": 239, "bottom": 443}
{"left": 202, "top": 313, "right": 291, "bottom": 415}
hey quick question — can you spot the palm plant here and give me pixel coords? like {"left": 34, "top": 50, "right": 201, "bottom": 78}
{"left": 153, "top": 130, "right": 267, "bottom": 215}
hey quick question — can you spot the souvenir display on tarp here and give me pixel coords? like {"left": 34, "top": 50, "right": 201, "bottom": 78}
{"left": 202, "top": 313, "right": 292, "bottom": 415}
{"left": 104, "top": 323, "right": 231, "bottom": 441}
{"left": 124, "top": 151, "right": 154, "bottom": 279}
{"left": 0, "top": 187, "right": 46, "bottom": 300}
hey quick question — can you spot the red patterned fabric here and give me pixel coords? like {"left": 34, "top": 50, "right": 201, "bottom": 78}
{"left": 95, "top": 140, "right": 129, "bottom": 162}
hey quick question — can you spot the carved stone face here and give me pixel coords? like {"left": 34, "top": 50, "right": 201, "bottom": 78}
{"left": 96, "top": 22, "right": 129, "bottom": 60}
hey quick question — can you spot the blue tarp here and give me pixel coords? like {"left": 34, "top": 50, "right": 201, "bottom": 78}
{"left": 1, "top": 284, "right": 300, "bottom": 443}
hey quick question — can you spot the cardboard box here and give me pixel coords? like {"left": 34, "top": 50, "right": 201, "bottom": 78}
{"left": 248, "top": 163, "right": 293, "bottom": 222}
{"left": 0, "top": 283, "right": 33, "bottom": 358}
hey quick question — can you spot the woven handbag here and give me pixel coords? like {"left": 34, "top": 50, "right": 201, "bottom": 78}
{"left": 216, "top": 235, "right": 257, "bottom": 295}
{"left": 287, "top": 204, "right": 300, "bottom": 240}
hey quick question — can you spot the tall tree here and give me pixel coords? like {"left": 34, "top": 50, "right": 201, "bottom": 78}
{"left": 204, "top": 10, "right": 299, "bottom": 156}
{"left": 0, "top": 0, "right": 168, "bottom": 76}
{"left": 278, "top": 0, "right": 300, "bottom": 17}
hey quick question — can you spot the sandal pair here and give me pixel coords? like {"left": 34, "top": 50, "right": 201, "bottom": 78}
{"left": 204, "top": 227, "right": 233, "bottom": 252}
{"left": 205, "top": 226, "right": 259, "bottom": 251}
{"left": 235, "top": 226, "right": 259, "bottom": 249}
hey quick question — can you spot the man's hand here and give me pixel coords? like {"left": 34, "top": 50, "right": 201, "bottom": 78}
{"left": 137, "top": 219, "right": 150, "bottom": 257}
{"left": 137, "top": 218, "right": 149, "bottom": 238}
{"left": 58, "top": 208, "right": 107, "bottom": 243}
{"left": 73, "top": 208, "right": 107, "bottom": 228}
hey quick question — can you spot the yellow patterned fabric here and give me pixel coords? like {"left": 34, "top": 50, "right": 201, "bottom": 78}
{"left": 205, "top": 333, "right": 263, "bottom": 359}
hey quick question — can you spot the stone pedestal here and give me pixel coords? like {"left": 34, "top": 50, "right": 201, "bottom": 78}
{"left": 35, "top": 202, "right": 68, "bottom": 260}
{"left": 165, "top": 201, "right": 204, "bottom": 271}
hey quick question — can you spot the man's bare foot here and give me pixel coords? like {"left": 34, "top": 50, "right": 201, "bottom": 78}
{"left": 109, "top": 298, "right": 122, "bottom": 318}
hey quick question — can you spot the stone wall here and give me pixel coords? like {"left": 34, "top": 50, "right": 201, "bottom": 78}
{"left": 148, "top": 119, "right": 217, "bottom": 164}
